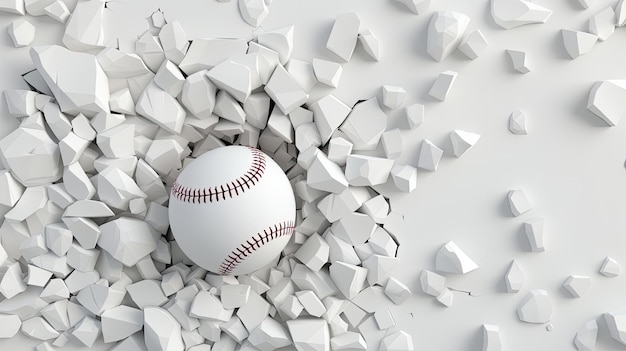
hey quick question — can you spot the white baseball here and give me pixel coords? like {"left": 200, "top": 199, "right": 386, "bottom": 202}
{"left": 168, "top": 145, "right": 296, "bottom": 276}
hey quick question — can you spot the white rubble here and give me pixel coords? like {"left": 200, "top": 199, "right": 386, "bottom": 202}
{"left": 287, "top": 59, "right": 317, "bottom": 93}
{"left": 295, "top": 233, "right": 330, "bottom": 271}
{"left": 600, "top": 256, "right": 620, "bottom": 277}
{"left": 98, "top": 166, "right": 147, "bottom": 211}
{"left": 8, "top": 19, "right": 36, "bottom": 48}
{"left": 361, "top": 196, "right": 390, "bottom": 224}
{"left": 329, "top": 261, "right": 367, "bottom": 299}
{"left": 458, "top": 29, "right": 488, "bottom": 60}
{"left": 98, "top": 216, "right": 157, "bottom": 266}
{"left": 358, "top": 29, "right": 381, "bottom": 61}
{"left": 190, "top": 291, "right": 232, "bottom": 322}
{"left": 420, "top": 270, "right": 446, "bottom": 296}
{"left": 340, "top": 97, "right": 386, "bottom": 150}
{"left": 159, "top": 21, "right": 189, "bottom": 66}
{"left": 524, "top": 218, "right": 545, "bottom": 252}
{"left": 295, "top": 290, "right": 326, "bottom": 317}
{"left": 247, "top": 316, "right": 292, "bottom": 351}
{"left": 208, "top": 60, "right": 252, "bottom": 103}
{"left": 561, "top": 30, "right": 597, "bottom": 59}
{"left": 332, "top": 212, "right": 377, "bottom": 245}
{"left": 307, "top": 150, "right": 349, "bottom": 193}
{"left": 384, "top": 277, "right": 411, "bottom": 304}
{"left": 345, "top": 155, "right": 394, "bottom": 186}
{"left": 239, "top": 0, "right": 269, "bottom": 27}
{"left": 313, "top": 58, "right": 343, "bottom": 88}
{"left": 0, "top": 313, "right": 22, "bottom": 338}
{"left": 450, "top": 130, "right": 481, "bottom": 157}
{"left": 417, "top": 139, "right": 443, "bottom": 171}
{"left": 427, "top": 11, "right": 470, "bottom": 62}
{"left": 22, "top": 316, "right": 59, "bottom": 340}
{"left": 0, "top": 127, "right": 62, "bottom": 187}
{"left": 506, "top": 49, "right": 530, "bottom": 74}
{"left": 394, "top": 0, "right": 430, "bottom": 14}
{"left": 508, "top": 189, "right": 532, "bottom": 216}
{"left": 179, "top": 38, "right": 247, "bottom": 74}
{"left": 62, "top": 0, "right": 105, "bottom": 51}
{"left": 390, "top": 164, "right": 417, "bottom": 192}
{"left": 435, "top": 241, "right": 479, "bottom": 274}
{"left": 504, "top": 260, "right": 524, "bottom": 293}
{"left": 380, "top": 330, "right": 414, "bottom": 351}
{"left": 509, "top": 109, "right": 528, "bottom": 134}
{"left": 517, "top": 289, "right": 552, "bottom": 323}
{"left": 405, "top": 104, "right": 424, "bottom": 130}
{"left": 43, "top": 1, "right": 69, "bottom": 23}
{"left": 154, "top": 60, "right": 185, "bottom": 97}
{"left": 0, "top": 0, "right": 24, "bottom": 15}
{"left": 310, "top": 95, "right": 351, "bottom": 144}
{"left": 331, "top": 332, "right": 367, "bottom": 351}
{"left": 31, "top": 45, "right": 109, "bottom": 116}
{"left": 257, "top": 25, "right": 294, "bottom": 65}
{"left": 136, "top": 82, "right": 186, "bottom": 134}
{"left": 589, "top": 7, "right": 615, "bottom": 42}
{"left": 265, "top": 64, "right": 308, "bottom": 114}
{"left": 326, "top": 12, "right": 360, "bottom": 62}
{"left": 63, "top": 162, "right": 95, "bottom": 200}
{"left": 563, "top": 275, "right": 591, "bottom": 298}
{"left": 4, "top": 185, "right": 47, "bottom": 222}
{"left": 604, "top": 308, "right": 626, "bottom": 345}
{"left": 491, "top": 0, "right": 553, "bottom": 29}
{"left": 574, "top": 319, "right": 597, "bottom": 351}
{"left": 0, "top": 262, "right": 27, "bottom": 299}
{"left": 4, "top": 89, "right": 37, "bottom": 118}
{"left": 482, "top": 324, "right": 502, "bottom": 351}
{"left": 214, "top": 90, "right": 246, "bottom": 124}
{"left": 70, "top": 316, "right": 101, "bottom": 347}
{"left": 587, "top": 80, "right": 626, "bottom": 127}
{"left": 382, "top": 86, "right": 406, "bottom": 110}
{"left": 429, "top": 70, "right": 457, "bottom": 101}
{"left": 144, "top": 307, "right": 185, "bottom": 351}
{"left": 286, "top": 318, "right": 329, "bottom": 351}
{"left": 362, "top": 254, "right": 399, "bottom": 286}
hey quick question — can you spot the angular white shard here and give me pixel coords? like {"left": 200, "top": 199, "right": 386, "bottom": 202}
{"left": 458, "top": 29, "right": 488, "bottom": 60}
{"left": 329, "top": 261, "right": 367, "bottom": 299}
{"left": 220, "top": 316, "right": 249, "bottom": 343}
{"left": 264, "top": 67, "right": 307, "bottom": 116}
{"left": 21, "top": 316, "right": 59, "bottom": 341}
{"left": 236, "top": 290, "right": 270, "bottom": 332}
{"left": 313, "top": 58, "right": 343, "bottom": 88}
{"left": 345, "top": 155, "right": 394, "bottom": 186}
{"left": 0, "top": 0, "right": 24, "bottom": 15}
{"left": 62, "top": 0, "right": 105, "bottom": 51}
{"left": 427, "top": 11, "right": 470, "bottom": 62}
{"left": 450, "top": 130, "right": 481, "bottom": 157}
{"left": 63, "top": 162, "right": 95, "bottom": 200}
{"left": 332, "top": 212, "right": 377, "bottom": 245}
{"left": 505, "top": 260, "right": 524, "bottom": 293}
{"left": 508, "top": 189, "right": 532, "bottom": 216}
{"left": 97, "top": 48, "right": 149, "bottom": 79}
{"left": 287, "top": 318, "right": 329, "bottom": 351}
{"left": 135, "top": 31, "right": 166, "bottom": 73}
{"left": 4, "top": 89, "right": 37, "bottom": 118}
{"left": 214, "top": 90, "right": 245, "bottom": 124}
{"left": 43, "top": 1, "right": 68, "bottom": 22}
{"left": 189, "top": 291, "right": 232, "bottom": 322}
{"left": 295, "top": 123, "right": 322, "bottom": 153}
{"left": 523, "top": 217, "right": 545, "bottom": 253}
{"left": 382, "top": 86, "right": 407, "bottom": 110}
{"left": 221, "top": 284, "right": 251, "bottom": 310}
{"left": 153, "top": 60, "right": 185, "bottom": 97}
{"left": 295, "top": 233, "right": 330, "bottom": 272}
{"left": 257, "top": 25, "right": 294, "bottom": 65}
{"left": 561, "top": 30, "right": 597, "bottom": 59}
{"left": 326, "top": 13, "right": 360, "bottom": 62}
{"left": 26, "top": 264, "right": 52, "bottom": 287}
{"left": 563, "top": 275, "right": 591, "bottom": 298}
{"left": 506, "top": 49, "right": 530, "bottom": 74}
{"left": 380, "top": 331, "right": 414, "bottom": 351}
{"left": 181, "top": 71, "right": 217, "bottom": 119}
{"left": 330, "top": 332, "right": 367, "bottom": 351}
{"left": 491, "top": 0, "right": 553, "bottom": 29}
{"left": 606, "top": 308, "right": 626, "bottom": 346}
{"left": 417, "top": 139, "right": 443, "bottom": 171}
{"left": 390, "top": 164, "right": 417, "bottom": 192}
{"left": 8, "top": 19, "right": 35, "bottom": 48}
{"left": 374, "top": 309, "right": 395, "bottom": 330}
{"left": 361, "top": 196, "right": 390, "bottom": 224}
{"left": 0, "top": 313, "right": 22, "bottom": 338}
{"left": 576, "top": 0, "right": 595, "bottom": 9}
{"left": 66, "top": 243, "right": 100, "bottom": 272}
{"left": 600, "top": 256, "right": 620, "bottom": 277}
{"left": 208, "top": 60, "right": 252, "bottom": 103}
{"left": 574, "top": 319, "right": 597, "bottom": 351}
{"left": 295, "top": 290, "right": 326, "bottom": 317}
{"left": 109, "top": 89, "right": 135, "bottom": 115}
{"left": 98, "top": 216, "right": 157, "bottom": 267}
{"left": 40, "top": 278, "right": 69, "bottom": 303}
{"left": 0, "top": 262, "right": 27, "bottom": 299}
{"left": 482, "top": 324, "right": 502, "bottom": 351}
{"left": 126, "top": 279, "right": 168, "bottom": 310}
{"left": 384, "top": 277, "right": 411, "bottom": 304}
{"left": 97, "top": 124, "right": 135, "bottom": 159}
{"left": 362, "top": 254, "right": 399, "bottom": 286}
{"left": 144, "top": 307, "right": 184, "bottom": 351}
{"left": 247, "top": 316, "right": 291, "bottom": 351}
{"left": 98, "top": 166, "right": 147, "bottom": 211}
{"left": 517, "top": 289, "right": 552, "bottom": 323}
{"left": 429, "top": 70, "right": 457, "bottom": 101}
{"left": 325, "top": 231, "right": 361, "bottom": 266}
{"left": 436, "top": 288, "right": 454, "bottom": 307}
{"left": 617, "top": 0, "right": 626, "bottom": 27}
{"left": 159, "top": 21, "right": 189, "bottom": 65}
{"left": 136, "top": 82, "right": 186, "bottom": 134}
{"left": 311, "top": 95, "right": 352, "bottom": 144}
{"left": 420, "top": 270, "right": 446, "bottom": 296}
{"left": 509, "top": 109, "right": 527, "bottom": 134}
{"left": 587, "top": 80, "right": 626, "bottom": 127}
{"left": 394, "top": 0, "right": 430, "bottom": 14}
{"left": 435, "top": 241, "right": 479, "bottom": 274}
{"left": 285, "top": 59, "right": 316, "bottom": 94}
{"left": 71, "top": 316, "right": 101, "bottom": 347}
{"left": 179, "top": 39, "right": 247, "bottom": 76}
{"left": 268, "top": 108, "right": 294, "bottom": 143}
{"left": 589, "top": 7, "right": 615, "bottom": 42}
{"left": 339, "top": 97, "right": 386, "bottom": 150}
{"left": 239, "top": 0, "right": 269, "bottom": 27}
{"left": 30, "top": 45, "right": 109, "bottom": 116}
{"left": 4, "top": 185, "right": 47, "bottom": 222}
{"left": 307, "top": 151, "right": 349, "bottom": 193}
{"left": 358, "top": 29, "right": 381, "bottom": 61}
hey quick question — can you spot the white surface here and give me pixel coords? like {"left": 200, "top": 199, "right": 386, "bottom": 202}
{"left": 0, "top": 0, "right": 626, "bottom": 350}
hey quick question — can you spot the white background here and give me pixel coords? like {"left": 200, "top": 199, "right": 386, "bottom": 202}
{"left": 1, "top": 0, "right": 626, "bottom": 350}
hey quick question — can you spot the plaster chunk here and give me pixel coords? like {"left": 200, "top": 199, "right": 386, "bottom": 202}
{"left": 505, "top": 260, "right": 524, "bottom": 293}
{"left": 506, "top": 49, "right": 530, "bottom": 74}
{"left": 62, "top": 0, "right": 105, "bottom": 51}
{"left": 491, "top": 0, "right": 553, "bottom": 29}
{"left": 509, "top": 109, "right": 528, "bottom": 134}
{"left": 394, "top": 0, "right": 430, "bottom": 14}
{"left": 97, "top": 48, "right": 150, "bottom": 79}
{"left": 508, "top": 189, "right": 532, "bottom": 216}
{"left": 358, "top": 29, "right": 381, "bottom": 61}
{"left": 311, "top": 94, "right": 351, "bottom": 144}
{"left": 390, "top": 164, "right": 417, "bottom": 192}
{"left": 313, "top": 58, "right": 343, "bottom": 88}
{"left": 420, "top": 270, "right": 446, "bottom": 296}
{"left": 247, "top": 316, "right": 292, "bottom": 351}
{"left": 380, "top": 331, "right": 413, "bottom": 351}
{"left": 144, "top": 307, "right": 185, "bottom": 351}
{"left": 330, "top": 332, "right": 367, "bottom": 351}
{"left": 482, "top": 324, "right": 502, "bottom": 351}
{"left": 0, "top": 0, "right": 24, "bottom": 14}
{"left": 179, "top": 38, "right": 247, "bottom": 75}
{"left": 417, "top": 139, "right": 443, "bottom": 171}
{"left": 587, "top": 80, "right": 626, "bottom": 127}
{"left": 0, "top": 313, "right": 22, "bottom": 338}
{"left": 574, "top": 319, "right": 598, "bottom": 351}
{"left": 136, "top": 82, "right": 186, "bottom": 134}
{"left": 427, "top": 11, "right": 470, "bottom": 62}
{"left": 22, "top": 316, "right": 59, "bottom": 340}
{"left": 435, "top": 241, "right": 479, "bottom": 274}
{"left": 239, "top": 0, "right": 269, "bottom": 27}
{"left": 563, "top": 275, "right": 591, "bottom": 298}
{"left": 329, "top": 261, "right": 367, "bottom": 299}
{"left": 98, "top": 217, "right": 157, "bottom": 267}
{"left": 589, "top": 7, "right": 615, "bottom": 41}
{"left": 8, "top": 19, "right": 35, "bottom": 47}
{"left": 286, "top": 318, "right": 330, "bottom": 351}
{"left": 257, "top": 25, "right": 294, "bottom": 65}
{"left": 458, "top": 29, "right": 488, "bottom": 59}
{"left": 0, "top": 262, "right": 27, "bottom": 299}
{"left": 159, "top": 21, "right": 189, "bottom": 65}
{"left": 331, "top": 212, "right": 376, "bottom": 245}
{"left": 307, "top": 150, "right": 349, "bottom": 193}
{"left": 326, "top": 13, "right": 360, "bottom": 62}
{"left": 450, "top": 130, "right": 481, "bottom": 157}
{"left": 600, "top": 256, "right": 620, "bottom": 277}
{"left": 265, "top": 64, "right": 308, "bottom": 114}
{"left": 208, "top": 60, "right": 252, "bottom": 103}
{"left": 345, "top": 155, "right": 394, "bottom": 186}
{"left": 517, "top": 289, "right": 552, "bottom": 323}
{"left": 561, "top": 30, "right": 597, "bottom": 59}
{"left": 429, "top": 70, "right": 457, "bottom": 101}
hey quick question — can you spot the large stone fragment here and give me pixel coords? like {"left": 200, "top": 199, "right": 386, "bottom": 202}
{"left": 286, "top": 318, "right": 330, "bottom": 351}
{"left": 587, "top": 80, "right": 626, "bottom": 127}
{"left": 144, "top": 307, "right": 184, "bottom": 351}
{"left": 491, "top": 0, "right": 553, "bottom": 29}
{"left": 30, "top": 45, "right": 109, "bottom": 116}
{"left": 427, "top": 11, "right": 470, "bottom": 62}
{"left": 339, "top": 97, "right": 387, "bottom": 150}
{"left": 574, "top": 319, "right": 597, "bottom": 351}
{"left": 97, "top": 217, "right": 158, "bottom": 266}
{"left": 517, "top": 289, "right": 552, "bottom": 323}
{"left": 62, "top": 0, "right": 105, "bottom": 51}
{"left": 136, "top": 82, "right": 186, "bottom": 134}
{"left": 435, "top": 241, "right": 478, "bottom": 274}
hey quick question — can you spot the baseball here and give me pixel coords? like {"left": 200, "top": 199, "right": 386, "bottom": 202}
{"left": 168, "top": 145, "right": 296, "bottom": 276}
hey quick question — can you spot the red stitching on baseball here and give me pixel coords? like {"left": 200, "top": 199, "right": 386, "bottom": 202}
{"left": 171, "top": 147, "right": 266, "bottom": 203}
{"left": 218, "top": 220, "right": 295, "bottom": 275}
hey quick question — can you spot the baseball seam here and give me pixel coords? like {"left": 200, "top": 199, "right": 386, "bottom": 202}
{"left": 218, "top": 220, "right": 295, "bottom": 275}
{"left": 171, "top": 147, "right": 266, "bottom": 203}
